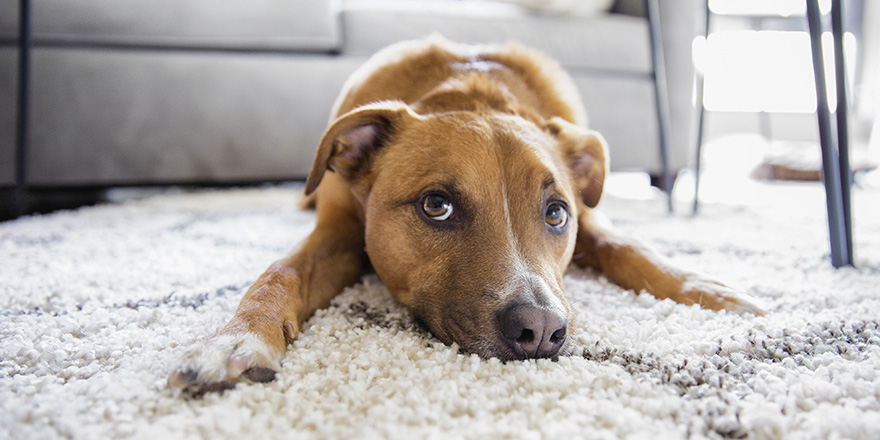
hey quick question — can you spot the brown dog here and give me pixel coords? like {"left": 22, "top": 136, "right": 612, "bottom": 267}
{"left": 169, "top": 37, "right": 763, "bottom": 394}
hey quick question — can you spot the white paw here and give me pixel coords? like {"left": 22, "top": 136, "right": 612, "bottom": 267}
{"left": 681, "top": 277, "right": 766, "bottom": 316}
{"left": 168, "top": 332, "right": 281, "bottom": 395}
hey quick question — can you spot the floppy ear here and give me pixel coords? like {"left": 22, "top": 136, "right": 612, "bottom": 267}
{"left": 305, "top": 101, "right": 419, "bottom": 195}
{"left": 544, "top": 117, "right": 608, "bottom": 208}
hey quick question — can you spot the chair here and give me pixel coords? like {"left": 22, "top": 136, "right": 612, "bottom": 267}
{"left": 691, "top": 0, "right": 855, "bottom": 267}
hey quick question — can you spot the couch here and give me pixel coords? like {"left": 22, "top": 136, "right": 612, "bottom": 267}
{"left": 0, "top": 0, "right": 702, "bottom": 194}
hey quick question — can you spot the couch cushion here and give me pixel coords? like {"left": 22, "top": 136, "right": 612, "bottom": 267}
{"left": 31, "top": 0, "right": 341, "bottom": 52}
{"left": 28, "top": 48, "right": 362, "bottom": 185}
{"left": 481, "top": 0, "right": 614, "bottom": 16}
{"left": 0, "top": 0, "right": 19, "bottom": 41}
{"left": 342, "top": 0, "right": 651, "bottom": 73}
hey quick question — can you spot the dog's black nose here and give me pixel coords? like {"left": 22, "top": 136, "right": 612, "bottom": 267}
{"left": 498, "top": 303, "right": 567, "bottom": 359}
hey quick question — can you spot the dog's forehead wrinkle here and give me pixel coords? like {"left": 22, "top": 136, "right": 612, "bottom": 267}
{"left": 408, "top": 143, "right": 435, "bottom": 161}
{"left": 542, "top": 174, "right": 557, "bottom": 192}
{"left": 458, "top": 119, "right": 493, "bottom": 141}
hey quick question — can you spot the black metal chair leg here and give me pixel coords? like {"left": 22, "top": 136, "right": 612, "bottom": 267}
{"left": 830, "top": 0, "right": 854, "bottom": 264}
{"left": 646, "top": 0, "right": 674, "bottom": 213}
{"left": 14, "top": 0, "right": 32, "bottom": 217}
{"left": 692, "top": 88, "right": 705, "bottom": 215}
{"left": 806, "top": 0, "right": 852, "bottom": 267}
{"left": 692, "top": 1, "right": 711, "bottom": 215}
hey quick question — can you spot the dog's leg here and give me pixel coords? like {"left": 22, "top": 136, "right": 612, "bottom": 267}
{"left": 169, "top": 184, "right": 367, "bottom": 394}
{"left": 572, "top": 209, "right": 764, "bottom": 314}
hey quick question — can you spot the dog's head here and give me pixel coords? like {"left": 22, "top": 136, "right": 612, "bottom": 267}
{"left": 306, "top": 101, "right": 607, "bottom": 360}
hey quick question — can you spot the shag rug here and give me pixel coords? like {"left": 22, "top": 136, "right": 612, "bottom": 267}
{"left": 2, "top": 175, "right": 880, "bottom": 439}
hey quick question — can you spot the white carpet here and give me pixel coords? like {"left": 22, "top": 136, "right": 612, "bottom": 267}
{"left": 2, "top": 171, "right": 880, "bottom": 439}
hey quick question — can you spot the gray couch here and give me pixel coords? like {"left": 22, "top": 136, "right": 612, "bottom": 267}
{"left": 0, "top": 0, "right": 701, "bottom": 190}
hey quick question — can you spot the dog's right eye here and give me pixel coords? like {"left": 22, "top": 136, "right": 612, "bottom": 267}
{"left": 421, "top": 193, "right": 453, "bottom": 221}
{"left": 544, "top": 201, "right": 569, "bottom": 232}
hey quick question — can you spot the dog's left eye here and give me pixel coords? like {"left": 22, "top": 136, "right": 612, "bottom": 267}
{"left": 422, "top": 193, "right": 453, "bottom": 221}
{"left": 544, "top": 202, "right": 568, "bottom": 229}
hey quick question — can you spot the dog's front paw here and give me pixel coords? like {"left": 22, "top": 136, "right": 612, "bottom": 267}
{"left": 168, "top": 331, "right": 283, "bottom": 396}
{"left": 680, "top": 276, "right": 766, "bottom": 316}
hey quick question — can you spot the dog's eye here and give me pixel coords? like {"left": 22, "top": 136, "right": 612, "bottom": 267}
{"left": 544, "top": 202, "right": 568, "bottom": 229}
{"left": 422, "top": 194, "right": 453, "bottom": 221}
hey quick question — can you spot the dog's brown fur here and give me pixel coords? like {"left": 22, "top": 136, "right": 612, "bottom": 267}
{"left": 169, "top": 37, "right": 763, "bottom": 394}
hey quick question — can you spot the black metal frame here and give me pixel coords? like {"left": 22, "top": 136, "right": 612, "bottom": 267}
{"left": 645, "top": 0, "right": 674, "bottom": 213}
{"left": 830, "top": 0, "right": 855, "bottom": 265}
{"left": 806, "top": 0, "right": 854, "bottom": 267}
{"left": 691, "top": 0, "right": 854, "bottom": 268}
{"left": 691, "top": 2, "right": 711, "bottom": 215}
{"left": 13, "top": 0, "right": 31, "bottom": 217}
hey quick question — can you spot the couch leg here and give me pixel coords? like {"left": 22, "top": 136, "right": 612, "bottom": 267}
{"left": 1, "top": 188, "right": 110, "bottom": 221}
{"left": 649, "top": 171, "right": 679, "bottom": 193}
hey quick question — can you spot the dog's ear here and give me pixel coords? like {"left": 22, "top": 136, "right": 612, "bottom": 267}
{"left": 545, "top": 117, "right": 608, "bottom": 208}
{"left": 305, "top": 101, "right": 419, "bottom": 195}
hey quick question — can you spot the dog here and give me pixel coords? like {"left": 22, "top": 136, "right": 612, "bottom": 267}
{"left": 169, "top": 37, "right": 763, "bottom": 394}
